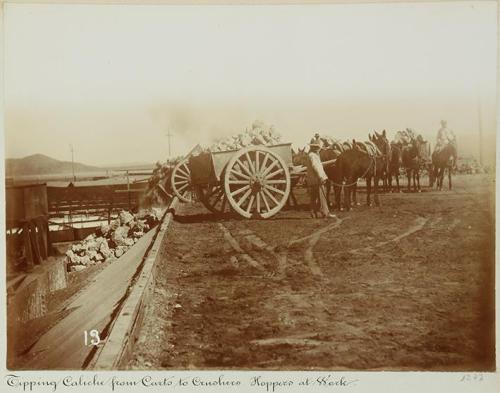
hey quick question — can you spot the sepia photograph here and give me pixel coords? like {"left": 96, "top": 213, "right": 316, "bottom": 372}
{"left": 1, "top": 0, "right": 497, "bottom": 384}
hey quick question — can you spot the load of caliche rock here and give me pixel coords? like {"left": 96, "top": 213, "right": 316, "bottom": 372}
{"left": 207, "top": 120, "right": 281, "bottom": 152}
{"left": 65, "top": 209, "right": 161, "bottom": 272}
{"left": 141, "top": 121, "right": 281, "bottom": 206}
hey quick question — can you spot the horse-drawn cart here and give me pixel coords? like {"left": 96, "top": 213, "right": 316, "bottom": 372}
{"left": 170, "top": 143, "right": 297, "bottom": 219}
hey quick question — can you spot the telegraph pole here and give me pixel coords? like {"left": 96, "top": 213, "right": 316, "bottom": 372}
{"left": 474, "top": 4, "right": 484, "bottom": 167}
{"left": 166, "top": 128, "right": 173, "bottom": 157}
{"left": 69, "top": 144, "right": 76, "bottom": 182}
{"left": 477, "top": 87, "right": 483, "bottom": 166}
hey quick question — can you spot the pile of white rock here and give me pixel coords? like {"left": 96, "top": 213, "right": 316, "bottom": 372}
{"left": 208, "top": 120, "right": 281, "bottom": 152}
{"left": 66, "top": 209, "right": 162, "bottom": 272}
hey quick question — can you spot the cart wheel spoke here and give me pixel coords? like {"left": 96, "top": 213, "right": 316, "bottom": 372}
{"left": 245, "top": 152, "right": 256, "bottom": 174}
{"left": 261, "top": 159, "right": 279, "bottom": 178}
{"left": 231, "top": 185, "right": 250, "bottom": 197}
{"left": 212, "top": 188, "right": 224, "bottom": 204}
{"left": 174, "top": 171, "right": 189, "bottom": 180}
{"left": 198, "top": 184, "right": 228, "bottom": 214}
{"left": 246, "top": 194, "right": 255, "bottom": 213}
{"left": 174, "top": 179, "right": 189, "bottom": 187}
{"left": 224, "top": 146, "right": 290, "bottom": 219}
{"left": 260, "top": 190, "right": 271, "bottom": 212}
{"left": 230, "top": 169, "right": 250, "bottom": 180}
{"left": 237, "top": 188, "right": 253, "bottom": 207}
{"left": 177, "top": 166, "right": 190, "bottom": 178}
{"left": 265, "top": 179, "right": 287, "bottom": 184}
{"left": 260, "top": 153, "right": 270, "bottom": 174}
{"left": 176, "top": 182, "right": 190, "bottom": 192}
{"left": 236, "top": 158, "right": 253, "bottom": 177}
{"left": 263, "top": 187, "right": 280, "bottom": 206}
{"left": 265, "top": 184, "right": 286, "bottom": 195}
{"left": 171, "top": 159, "right": 193, "bottom": 203}
{"left": 266, "top": 168, "right": 285, "bottom": 179}
{"left": 228, "top": 180, "right": 250, "bottom": 185}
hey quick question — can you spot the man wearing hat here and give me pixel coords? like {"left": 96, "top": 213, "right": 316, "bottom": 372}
{"left": 306, "top": 139, "right": 336, "bottom": 219}
{"left": 434, "top": 120, "right": 456, "bottom": 153}
{"left": 312, "top": 132, "right": 323, "bottom": 148}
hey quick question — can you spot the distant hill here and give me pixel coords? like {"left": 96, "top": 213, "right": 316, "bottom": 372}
{"left": 5, "top": 154, "right": 102, "bottom": 176}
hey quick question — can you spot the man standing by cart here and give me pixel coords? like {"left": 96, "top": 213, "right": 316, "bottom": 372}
{"left": 306, "top": 140, "right": 336, "bottom": 219}
{"left": 311, "top": 132, "right": 323, "bottom": 148}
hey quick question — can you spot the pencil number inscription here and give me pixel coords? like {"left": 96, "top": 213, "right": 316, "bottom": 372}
{"left": 83, "top": 330, "right": 101, "bottom": 346}
{"left": 460, "top": 374, "right": 484, "bottom": 382}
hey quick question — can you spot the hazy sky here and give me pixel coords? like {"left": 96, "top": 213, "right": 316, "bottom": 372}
{"left": 3, "top": 1, "right": 497, "bottom": 166}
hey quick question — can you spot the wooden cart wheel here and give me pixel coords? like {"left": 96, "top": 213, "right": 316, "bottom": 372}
{"left": 196, "top": 184, "right": 230, "bottom": 214}
{"left": 170, "top": 159, "right": 194, "bottom": 203}
{"left": 224, "top": 146, "right": 290, "bottom": 219}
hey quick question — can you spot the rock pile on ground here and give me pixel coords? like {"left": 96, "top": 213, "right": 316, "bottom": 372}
{"left": 66, "top": 209, "right": 162, "bottom": 272}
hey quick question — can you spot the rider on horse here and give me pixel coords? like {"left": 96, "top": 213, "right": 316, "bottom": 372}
{"left": 434, "top": 120, "right": 457, "bottom": 154}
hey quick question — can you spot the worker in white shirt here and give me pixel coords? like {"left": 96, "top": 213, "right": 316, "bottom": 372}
{"left": 311, "top": 132, "right": 323, "bottom": 148}
{"left": 434, "top": 120, "right": 457, "bottom": 153}
{"left": 306, "top": 141, "right": 336, "bottom": 219}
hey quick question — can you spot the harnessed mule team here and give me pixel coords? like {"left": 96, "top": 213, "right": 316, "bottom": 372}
{"left": 294, "top": 124, "right": 458, "bottom": 213}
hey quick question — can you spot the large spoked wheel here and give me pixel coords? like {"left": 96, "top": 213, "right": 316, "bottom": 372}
{"left": 171, "top": 159, "right": 194, "bottom": 202}
{"left": 196, "top": 184, "right": 230, "bottom": 214}
{"left": 224, "top": 146, "right": 290, "bottom": 219}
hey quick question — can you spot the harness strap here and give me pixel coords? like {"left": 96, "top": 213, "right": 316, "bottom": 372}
{"left": 327, "top": 156, "right": 376, "bottom": 187}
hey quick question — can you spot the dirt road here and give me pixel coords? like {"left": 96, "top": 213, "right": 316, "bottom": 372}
{"left": 129, "top": 174, "right": 495, "bottom": 371}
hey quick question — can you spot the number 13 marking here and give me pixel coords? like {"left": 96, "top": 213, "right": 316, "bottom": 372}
{"left": 84, "top": 330, "right": 101, "bottom": 346}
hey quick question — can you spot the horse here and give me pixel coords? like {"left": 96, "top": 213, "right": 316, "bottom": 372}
{"left": 431, "top": 143, "right": 457, "bottom": 190}
{"left": 293, "top": 145, "right": 356, "bottom": 209}
{"left": 369, "top": 130, "right": 391, "bottom": 193}
{"left": 401, "top": 136, "right": 426, "bottom": 192}
{"left": 388, "top": 143, "right": 403, "bottom": 192}
{"left": 331, "top": 139, "right": 383, "bottom": 210}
